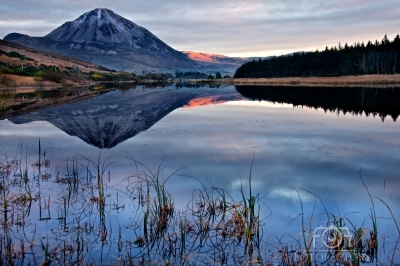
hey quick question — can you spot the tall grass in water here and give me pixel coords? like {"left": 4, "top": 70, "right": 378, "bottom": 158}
{"left": 239, "top": 155, "right": 264, "bottom": 264}
{"left": 289, "top": 171, "right": 400, "bottom": 266}
{"left": 0, "top": 143, "right": 399, "bottom": 265}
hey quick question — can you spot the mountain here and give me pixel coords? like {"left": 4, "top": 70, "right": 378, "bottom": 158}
{"left": 4, "top": 8, "right": 199, "bottom": 72}
{"left": 182, "top": 51, "right": 249, "bottom": 73}
{"left": 9, "top": 86, "right": 243, "bottom": 148}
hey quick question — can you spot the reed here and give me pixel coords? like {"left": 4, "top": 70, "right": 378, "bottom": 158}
{"left": 0, "top": 143, "right": 398, "bottom": 265}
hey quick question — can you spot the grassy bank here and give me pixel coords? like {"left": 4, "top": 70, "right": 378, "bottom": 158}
{"left": 188, "top": 74, "right": 400, "bottom": 87}
{"left": 0, "top": 74, "right": 87, "bottom": 88}
{"left": 0, "top": 40, "right": 139, "bottom": 88}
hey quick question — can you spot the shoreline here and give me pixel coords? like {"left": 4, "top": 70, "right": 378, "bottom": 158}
{"left": 186, "top": 74, "right": 400, "bottom": 87}
{"left": 2, "top": 74, "right": 400, "bottom": 90}
{"left": 0, "top": 78, "right": 139, "bottom": 90}
{"left": 2, "top": 74, "right": 400, "bottom": 119}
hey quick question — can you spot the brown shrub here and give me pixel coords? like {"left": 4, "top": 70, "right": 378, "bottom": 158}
{"left": 0, "top": 74, "right": 16, "bottom": 87}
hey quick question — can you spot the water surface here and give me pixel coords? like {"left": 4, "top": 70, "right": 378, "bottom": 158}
{"left": 0, "top": 84, "right": 399, "bottom": 264}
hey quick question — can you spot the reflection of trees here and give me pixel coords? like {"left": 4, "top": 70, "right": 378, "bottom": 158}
{"left": 174, "top": 82, "right": 221, "bottom": 89}
{"left": 236, "top": 86, "right": 400, "bottom": 121}
{"left": 175, "top": 82, "right": 204, "bottom": 89}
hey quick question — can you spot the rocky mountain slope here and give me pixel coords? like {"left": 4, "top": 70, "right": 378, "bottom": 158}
{"left": 4, "top": 8, "right": 198, "bottom": 72}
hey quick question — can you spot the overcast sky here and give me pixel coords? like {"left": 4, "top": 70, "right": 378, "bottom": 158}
{"left": 1, "top": 0, "right": 399, "bottom": 57}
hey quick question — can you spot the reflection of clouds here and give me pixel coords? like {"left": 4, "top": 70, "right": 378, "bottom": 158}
{"left": 230, "top": 179, "right": 262, "bottom": 191}
{"left": 184, "top": 96, "right": 226, "bottom": 108}
{"left": 270, "top": 188, "right": 312, "bottom": 202}
{"left": 224, "top": 101, "right": 293, "bottom": 108}
{"left": 1, "top": 86, "right": 400, "bottom": 239}
{"left": 0, "top": 120, "right": 77, "bottom": 142}
{"left": 184, "top": 94, "right": 244, "bottom": 108}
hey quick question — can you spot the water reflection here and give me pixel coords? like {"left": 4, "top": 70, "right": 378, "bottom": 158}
{"left": 236, "top": 85, "right": 400, "bottom": 121}
{"left": 0, "top": 84, "right": 400, "bottom": 264}
{"left": 8, "top": 85, "right": 242, "bottom": 148}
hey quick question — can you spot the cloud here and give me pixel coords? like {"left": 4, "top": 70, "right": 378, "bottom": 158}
{"left": 0, "top": 0, "right": 399, "bottom": 56}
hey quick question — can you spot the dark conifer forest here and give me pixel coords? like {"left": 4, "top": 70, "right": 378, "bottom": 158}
{"left": 234, "top": 34, "right": 400, "bottom": 78}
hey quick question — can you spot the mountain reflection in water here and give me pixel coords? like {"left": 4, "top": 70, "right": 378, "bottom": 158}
{"left": 10, "top": 85, "right": 242, "bottom": 148}
{"left": 9, "top": 84, "right": 400, "bottom": 149}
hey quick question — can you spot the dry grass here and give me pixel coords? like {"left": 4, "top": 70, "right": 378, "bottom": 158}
{"left": 0, "top": 40, "right": 114, "bottom": 88}
{"left": 197, "top": 74, "right": 400, "bottom": 87}
{"left": 0, "top": 74, "right": 67, "bottom": 87}
{"left": 0, "top": 54, "right": 30, "bottom": 67}
{"left": 0, "top": 40, "right": 108, "bottom": 73}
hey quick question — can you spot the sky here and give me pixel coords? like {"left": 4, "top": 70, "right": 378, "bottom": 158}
{"left": 0, "top": 0, "right": 399, "bottom": 57}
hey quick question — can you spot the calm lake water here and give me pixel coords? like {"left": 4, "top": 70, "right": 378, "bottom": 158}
{"left": 1, "top": 84, "right": 399, "bottom": 265}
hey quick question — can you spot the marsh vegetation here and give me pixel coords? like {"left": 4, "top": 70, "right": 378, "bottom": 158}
{"left": 0, "top": 143, "right": 398, "bottom": 265}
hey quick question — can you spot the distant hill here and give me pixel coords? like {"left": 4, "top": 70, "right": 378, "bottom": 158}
{"left": 4, "top": 8, "right": 199, "bottom": 72}
{"left": 182, "top": 51, "right": 249, "bottom": 73}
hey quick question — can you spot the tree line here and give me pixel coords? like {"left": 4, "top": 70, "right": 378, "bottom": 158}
{"left": 234, "top": 34, "right": 400, "bottom": 78}
{"left": 175, "top": 71, "right": 209, "bottom": 79}
{"left": 175, "top": 70, "right": 229, "bottom": 79}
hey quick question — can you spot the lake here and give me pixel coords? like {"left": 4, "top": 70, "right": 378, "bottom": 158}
{"left": 0, "top": 84, "right": 399, "bottom": 265}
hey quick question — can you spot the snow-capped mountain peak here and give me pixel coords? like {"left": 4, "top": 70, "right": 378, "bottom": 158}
{"left": 45, "top": 8, "right": 145, "bottom": 44}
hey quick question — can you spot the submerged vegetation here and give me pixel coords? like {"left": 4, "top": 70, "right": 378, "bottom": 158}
{"left": 234, "top": 34, "right": 400, "bottom": 78}
{"left": 0, "top": 143, "right": 398, "bottom": 265}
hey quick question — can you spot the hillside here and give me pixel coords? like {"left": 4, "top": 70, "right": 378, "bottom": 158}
{"left": 0, "top": 39, "right": 108, "bottom": 73}
{"left": 0, "top": 39, "right": 138, "bottom": 87}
